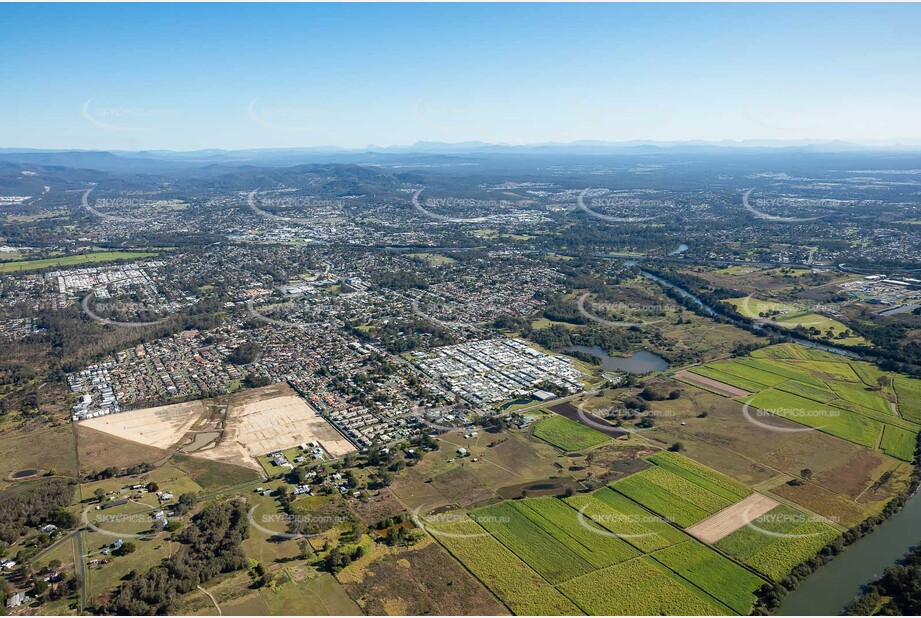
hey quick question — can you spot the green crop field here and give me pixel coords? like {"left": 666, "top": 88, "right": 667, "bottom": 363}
{"left": 880, "top": 425, "right": 918, "bottom": 462}
{"left": 747, "top": 388, "right": 883, "bottom": 447}
{"left": 828, "top": 381, "right": 894, "bottom": 415}
{"left": 473, "top": 501, "right": 596, "bottom": 583}
{"left": 612, "top": 466, "right": 733, "bottom": 528}
{"left": 564, "top": 488, "right": 687, "bottom": 553}
{"left": 736, "top": 358, "right": 827, "bottom": 388}
{"left": 430, "top": 518, "right": 582, "bottom": 615}
{"left": 706, "top": 361, "right": 788, "bottom": 387}
{"left": 688, "top": 365, "right": 770, "bottom": 393}
{"left": 694, "top": 345, "right": 921, "bottom": 462}
{"left": 532, "top": 415, "right": 610, "bottom": 451}
{"left": 651, "top": 541, "right": 766, "bottom": 614}
{"left": 646, "top": 451, "right": 752, "bottom": 502}
{"left": 895, "top": 377, "right": 921, "bottom": 424}
{"left": 510, "top": 498, "right": 640, "bottom": 569}
{"left": 775, "top": 379, "right": 838, "bottom": 403}
{"left": 0, "top": 250, "right": 158, "bottom": 273}
{"left": 557, "top": 556, "right": 733, "bottom": 615}
{"left": 715, "top": 505, "right": 840, "bottom": 581}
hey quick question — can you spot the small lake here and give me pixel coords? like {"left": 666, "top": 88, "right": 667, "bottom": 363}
{"left": 564, "top": 345, "right": 669, "bottom": 374}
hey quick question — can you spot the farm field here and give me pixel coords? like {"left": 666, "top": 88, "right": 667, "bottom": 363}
{"left": 557, "top": 555, "right": 733, "bottom": 615}
{"left": 564, "top": 487, "right": 687, "bottom": 553}
{"left": 610, "top": 454, "right": 747, "bottom": 528}
{"left": 531, "top": 415, "right": 610, "bottom": 451}
{"left": 894, "top": 376, "right": 921, "bottom": 423}
{"left": 0, "top": 250, "right": 158, "bottom": 272}
{"left": 714, "top": 504, "right": 840, "bottom": 581}
{"left": 689, "top": 344, "right": 920, "bottom": 461}
{"left": 430, "top": 518, "right": 582, "bottom": 615}
{"left": 650, "top": 541, "right": 766, "bottom": 614}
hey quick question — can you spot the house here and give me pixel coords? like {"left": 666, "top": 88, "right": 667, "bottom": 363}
{"left": 533, "top": 389, "right": 556, "bottom": 402}
{"left": 100, "top": 498, "right": 129, "bottom": 510}
{"left": 158, "top": 492, "right": 173, "bottom": 502}
{"left": 6, "top": 591, "right": 27, "bottom": 609}
{"left": 456, "top": 447, "right": 468, "bottom": 456}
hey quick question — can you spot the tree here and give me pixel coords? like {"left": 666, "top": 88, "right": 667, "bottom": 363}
{"left": 800, "top": 468, "right": 814, "bottom": 482}
{"left": 668, "top": 442, "right": 684, "bottom": 452}
{"left": 113, "top": 541, "right": 136, "bottom": 556}
{"left": 94, "top": 488, "right": 106, "bottom": 502}
{"left": 146, "top": 482, "right": 158, "bottom": 492}
{"left": 877, "top": 375, "right": 892, "bottom": 389}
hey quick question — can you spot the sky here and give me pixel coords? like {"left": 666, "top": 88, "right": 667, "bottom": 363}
{"left": 2, "top": 2, "right": 920, "bottom": 151}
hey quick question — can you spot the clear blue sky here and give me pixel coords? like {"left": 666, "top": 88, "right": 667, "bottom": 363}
{"left": 2, "top": 3, "right": 920, "bottom": 151}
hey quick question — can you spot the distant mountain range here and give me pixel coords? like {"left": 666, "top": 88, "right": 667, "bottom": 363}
{"left": 2, "top": 139, "right": 920, "bottom": 174}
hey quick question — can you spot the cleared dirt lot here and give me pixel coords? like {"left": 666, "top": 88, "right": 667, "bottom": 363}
{"left": 686, "top": 493, "right": 779, "bottom": 543}
{"left": 194, "top": 384, "right": 355, "bottom": 472}
{"left": 80, "top": 400, "right": 205, "bottom": 449}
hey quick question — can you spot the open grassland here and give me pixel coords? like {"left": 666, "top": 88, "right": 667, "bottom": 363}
{"left": 651, "top": 541, "right": 766, "bottom": 614}
{"left": 715, "top": 504, "right": 840, "bottom": 581}
{"left": 895, "top": 377, "right": 921, "bottom": 423}
{"left": 724, "top": 298, "right": 868, "bottom": 345}
{"left": 170, "top": 453, "right": 261, "bottom": 491}
{"left": 431, "top": 518, "right": 582, "bottom": 615}
{"left": 557, "top": 555, "right": 733, "bottom": 615}
{"left": 0, "top": 250, "right": 158, "bottom": 272}
{"left": 532, "top": 415, "right": 610, "bottom": 451}
{"left": 564, "top": 488, "right": 687, "bottom": 554}
{"left": 612, "top": 465, "right": 734, "bottom": 528}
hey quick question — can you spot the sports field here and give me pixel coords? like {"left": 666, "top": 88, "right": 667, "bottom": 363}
{"left": 0, "top": 250, "right": 158, "bottom": 272}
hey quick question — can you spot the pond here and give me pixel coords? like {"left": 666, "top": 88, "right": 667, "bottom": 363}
{"left": 564, "top": 345, "right": 669, "bottom": 374}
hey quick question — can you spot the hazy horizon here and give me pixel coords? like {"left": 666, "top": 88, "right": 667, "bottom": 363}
{"left": 2, "top": 3, "right": 920, "bottom": 151}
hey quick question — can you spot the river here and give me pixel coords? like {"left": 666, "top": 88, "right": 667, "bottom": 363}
{"left": 776, "top": 489, "right": 920, "bottom": 615}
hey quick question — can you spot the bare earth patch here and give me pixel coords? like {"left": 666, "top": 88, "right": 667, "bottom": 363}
{"left": 686, "top": 493, "right": 779, "bottom": 544}
{"left": 79, "top": 400, "right": 205, "bottom": 449}
{"left": 676, "top": 369, "right": 752, "bottom": 398}
{"left": 194, "top": 384, "right": 355, "bottom": 471}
